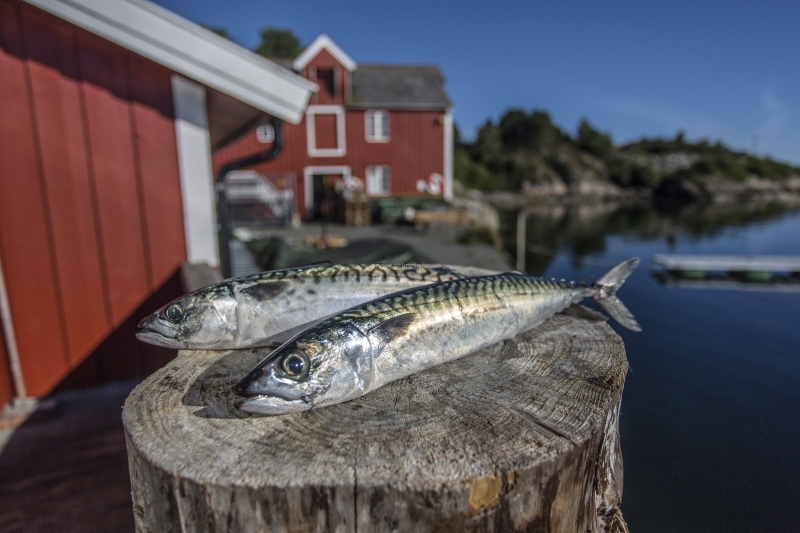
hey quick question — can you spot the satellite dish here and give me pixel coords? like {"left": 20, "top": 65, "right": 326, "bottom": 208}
{"left": 256, "top": 124, "right": 275, "bottom": 143}
{"left": 427, "top": 173, "right": 443, "bottom": 195}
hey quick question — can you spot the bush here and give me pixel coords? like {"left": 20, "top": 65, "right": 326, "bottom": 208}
{"left": 454, "top": 149, "right": 505, "bottom": 190}
{"left": 608, "top": 157, "right": 659, "bottom": 188}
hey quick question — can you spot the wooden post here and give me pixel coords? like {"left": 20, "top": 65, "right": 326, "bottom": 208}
{"left": 123, "top": 309, "right": 629, "bottom": 533}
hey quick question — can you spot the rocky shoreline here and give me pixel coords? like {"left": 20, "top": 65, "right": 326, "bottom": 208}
{"left": 654, "top": 176, "right": 800, "bottom": 204}
{"left": 476, "top": 176, "right": 800, "bottom": 210}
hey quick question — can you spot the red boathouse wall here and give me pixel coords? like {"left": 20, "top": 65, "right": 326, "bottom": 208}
{"left": 213, "top": 42, "right": 447, "bottom": 219}
{"left": 213, "top": 109, "right": 446, "bottom": 219}
{"left": 0, "top": 0, "right": 186, "bottom": 397}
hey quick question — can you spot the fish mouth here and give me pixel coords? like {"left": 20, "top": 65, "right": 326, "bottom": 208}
{"left": 136, "top": 313, "right": 187, "bottom": 348}
{"left": 135, "top": 329, "right": 187, "bottom": 349}
{"left": 234, "top": 395, "right": 312, "bottom": 415}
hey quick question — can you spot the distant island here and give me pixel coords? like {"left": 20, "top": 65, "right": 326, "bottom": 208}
{"left": 455, "top": 109, "right": 800, "bottom": 207}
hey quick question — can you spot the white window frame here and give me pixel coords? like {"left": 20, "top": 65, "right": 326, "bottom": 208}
{"left": 365, "top": 110, "right": 390, "bottom": 143}
{"left": 366, "top": 165, "right": 391, "bottom": 196}
{"left": 306, "top": 105, "right": 346, "bottom": 157}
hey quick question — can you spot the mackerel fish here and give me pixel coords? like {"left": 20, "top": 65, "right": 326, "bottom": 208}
{"left": 235, "top": 258, "right": 641, "bottom": 415}
{"left": 136, "top": 263, "right": 494, "bottom": 350}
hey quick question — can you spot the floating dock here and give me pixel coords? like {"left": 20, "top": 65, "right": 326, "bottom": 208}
{"left": 651, "top": 254, "right": 800, "bottom": 273}
{"left": 651, "top": 254, "right": 800, "bottom": 291}
{"left": 652, "top": 271, "right": 800, "bottom": 293}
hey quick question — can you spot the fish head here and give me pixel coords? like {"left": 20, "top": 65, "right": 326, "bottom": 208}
{"left": 234, "top": 321, "right": 373, "bottom": 415}
{"left": 136, "top": 284, "right": 238, "bottom": 349}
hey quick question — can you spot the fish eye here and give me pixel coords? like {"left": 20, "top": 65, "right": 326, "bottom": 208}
{"left": 164, "top": 304, "right": 183, "bottom": 322}
{"left": 282, "top": 353, "right": 308, "bottom": 377}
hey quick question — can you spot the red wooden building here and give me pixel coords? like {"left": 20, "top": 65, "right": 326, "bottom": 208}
{"left": 0, "top": 0, "right": 315, "bottom": 406}
{"left": 213, "top": 35, "right": 455, "bottom": 220}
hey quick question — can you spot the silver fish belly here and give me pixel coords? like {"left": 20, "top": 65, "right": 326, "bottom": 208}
{"left": 136, "top": 263, "right": 495, "bottom": 350}
{"left": 235, "top": 259, "right": 640, "bottom": 415}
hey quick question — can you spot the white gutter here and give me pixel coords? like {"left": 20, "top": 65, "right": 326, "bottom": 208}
{"left": 24, "top": 0, "right": 316, "bottom": 124}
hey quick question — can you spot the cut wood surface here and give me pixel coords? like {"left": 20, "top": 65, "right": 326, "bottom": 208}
{"left": 123, "top": 309, "right": 629, "bottom": 533}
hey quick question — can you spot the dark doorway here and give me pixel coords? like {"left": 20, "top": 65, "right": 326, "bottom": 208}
{"left": 311, "top": 174, "right": 343, "bottom": 221}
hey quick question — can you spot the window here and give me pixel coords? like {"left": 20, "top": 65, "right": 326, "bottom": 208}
{"left": 366, "top": 165, "right": 391, "bottom": 196}
{"left": 316, "top": 68, "right": 336, "bottom": 101}
{"left": 365, "top": 110, "right": 390, "bottom": 142}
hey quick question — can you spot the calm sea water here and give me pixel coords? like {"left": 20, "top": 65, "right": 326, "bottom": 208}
{"left": 501, "top": 203, "right": 800, "bottom": 533}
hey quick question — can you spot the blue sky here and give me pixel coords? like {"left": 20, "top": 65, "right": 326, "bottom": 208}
{"left": 153, "top": 0, "right": 799, "bottom": 164}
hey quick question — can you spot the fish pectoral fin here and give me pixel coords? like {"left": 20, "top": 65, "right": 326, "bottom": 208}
{"left": 368, "top": 313, "right": 417, "bottom": 341}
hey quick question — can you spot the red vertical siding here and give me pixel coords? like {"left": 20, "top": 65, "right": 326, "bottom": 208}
{"left": 0, "top": 1, "right": 71, "bottom": 394}
{"left": 76, "top": 30, "right": 150, "bottom": 327}
{"left": 0, "top": 1, "right": 187, "bottom": 395}
{"left": 213, "top": 109, "right": 446, "bottom": 219}
{"left": 307, "top": 49, "right": 346, "bottom": 105}
{"left": 128, "top": 54, "right": 186, "bottom": 289}
{"left": 22, "top": 7, "right": 111, "bottom": 367}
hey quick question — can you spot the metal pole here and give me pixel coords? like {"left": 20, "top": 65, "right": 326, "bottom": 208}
{"left": 516, "top": 209, "right": 528, "bottom": 273}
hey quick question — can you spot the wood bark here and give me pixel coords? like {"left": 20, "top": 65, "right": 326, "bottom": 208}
{"left": 123, "top": 309, "right": 629, "bottom": 533}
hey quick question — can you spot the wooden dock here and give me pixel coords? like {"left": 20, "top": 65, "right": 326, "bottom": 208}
{"left": 652, "top": 271, "right": 800, "bottom": 293}
{"left": 651, "top": 254, "right": 800, "bottom": 273}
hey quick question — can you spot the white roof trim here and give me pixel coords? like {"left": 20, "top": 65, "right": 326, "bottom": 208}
{"left": 293, "top": 34, "right": 356, "bottom": 72}
{"left": 23, "top": 0, "right": 317, "bottom": 124}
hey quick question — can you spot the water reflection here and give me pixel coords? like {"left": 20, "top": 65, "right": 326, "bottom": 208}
{"left": 497, "top": 200, "right": 800, "bottom": 532}
{"left": 501, "top": 201, "right": 800, "bottom": 275}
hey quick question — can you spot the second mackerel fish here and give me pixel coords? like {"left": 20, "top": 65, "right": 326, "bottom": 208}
{"left": 235, "top": 258, "right": 641, "bottom": 415}
{"left": 136, "top": 263, "right": 492, "bottom": 350}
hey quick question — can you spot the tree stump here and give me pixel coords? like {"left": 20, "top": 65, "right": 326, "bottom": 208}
{"left": 123, "top": 309, "right": 629, "bottom": 533}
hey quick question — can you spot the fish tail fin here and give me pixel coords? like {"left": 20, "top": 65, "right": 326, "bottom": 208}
{"left": 593, "top": 258, "right": 641, "bottom": 332}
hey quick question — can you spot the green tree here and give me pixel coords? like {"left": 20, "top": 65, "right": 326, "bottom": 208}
{"left": 473, "top": 120, "right": 502, "bottom": 158}
{"left": 526, "top": 110, "right": 564, "bottom": 153}
{"left": 497, "top": 109, "right": 528, "bottom": 148}
{"left": 255, "top": 28, "right": 302, "bottom": 59}
{"left": 576, "top": 119, "right": 613, "bottom": 160}
{"left": 498, "top": 109, "right": 563, "bottom": 154}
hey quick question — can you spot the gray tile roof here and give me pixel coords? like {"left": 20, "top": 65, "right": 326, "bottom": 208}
{"left": 349, "top": 65, "right": 452, "bottom": 109}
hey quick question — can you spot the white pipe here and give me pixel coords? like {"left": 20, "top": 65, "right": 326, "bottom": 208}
{"left": 0, "top": 253, "right": 26, "bottom": 397}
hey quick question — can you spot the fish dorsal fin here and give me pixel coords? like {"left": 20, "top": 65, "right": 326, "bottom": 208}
{"left": 368, "top": 313, "right": 417, "bottom": 342}
{"left": 504, "top": 270, "right": 525, "bottom": 276}
{"left": 434, "top": 265, "right": 466, "bottom": 278}
{"left": 297, "top": 260, "right": 333, "bottom": 269}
